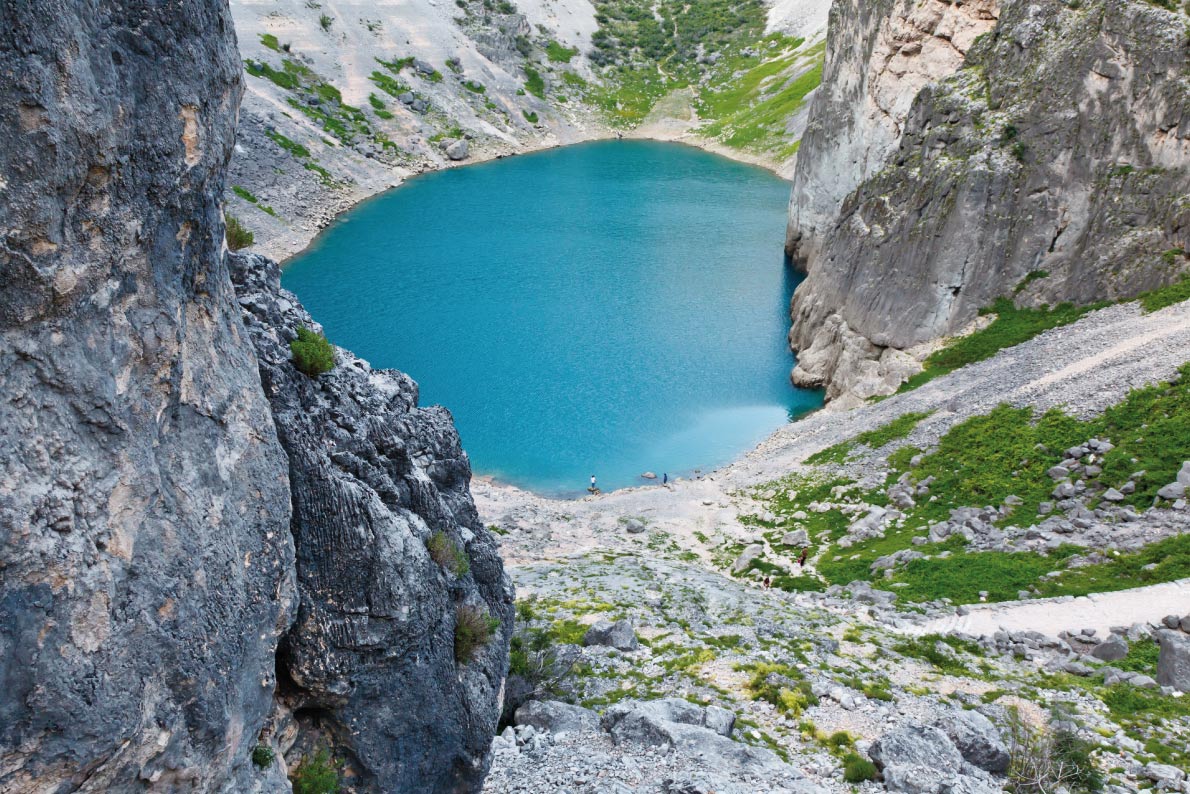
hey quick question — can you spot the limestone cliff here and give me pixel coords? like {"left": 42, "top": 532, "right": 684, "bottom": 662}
{"left": 0, "top": 2, "right": 295, "bottom": 790}
{"left": 787, "top": 0, "right": 1190, "bottom": 403}
{"left": 785, "top": 0, "right": 1000, "bottom": 264}
{"left": 230, "top": 252, "right": 514, "bottom": 791}
{"left": 0, "top": 2, "right": 510, "bottom": 791}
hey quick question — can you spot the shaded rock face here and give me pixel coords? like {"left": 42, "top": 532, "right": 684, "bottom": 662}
{"left": 787, "top": 0, "right": 1190, "bottom": 401}
{"left": 230, "top": 252, "right": 515, "bottom": 792}
{"left": 0, "top": 2, "right": 295, "bottom": 791}
{"left": 785, "top": 0, "right": 1001, "bottom": 264}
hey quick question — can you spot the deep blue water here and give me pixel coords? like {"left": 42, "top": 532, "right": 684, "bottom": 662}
{"left": 282, "top": 140, "right": 821, "bottom": 495}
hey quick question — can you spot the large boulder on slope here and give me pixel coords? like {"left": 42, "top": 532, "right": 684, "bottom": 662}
{"left": 1157, "top": 629, "right": 1190, "bottom": 692}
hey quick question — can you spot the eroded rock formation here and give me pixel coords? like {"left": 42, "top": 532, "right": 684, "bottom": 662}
{"left": 787, "top": 0, "right": 1190, "bottom": 403}
{"left": 231, "top": 252, "right": 514, "bottom": 792}
{"left": 0, "top": 2, "right": 511, "bottom": 791}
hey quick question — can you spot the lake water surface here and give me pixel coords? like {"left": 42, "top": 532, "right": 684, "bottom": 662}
{"left": 282, "top": 140, "right": 821, "bottom": 495}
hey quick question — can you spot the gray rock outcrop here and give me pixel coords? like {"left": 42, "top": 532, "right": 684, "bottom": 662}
{"left": 514, "top": 700, "right": 600, "bottom": 735}
{"left": 230, "top": 252, "right": 514, "bottom": 791}
{"left": 933, "top": 710, "right": 1009, "bottom": 773}
{"left": 602, "top": 699, "right": 784, "bottom": 775}
{"left": 583, "top": 618, "right": 640, "bottom": 650}
{"left": 0, "top": 3, "right": 511, "bottom": 791}
{"left": 786, "top": 0, "right": 1000, "bottom": 264}
{"left": 871, "top": 723, "right": 1000, "bottom": 794}
{"left": 786, "top": 0, "right": 1190, "bottom": 402}
{"left": 0, "top": 2, "right": 294, "bottom": 789}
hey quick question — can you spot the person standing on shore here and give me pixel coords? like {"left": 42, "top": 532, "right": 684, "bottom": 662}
{"left": 662, "top": 473, "right": 668, "bottom": 485}
{"left": 590, "top": 474, "right": 597, "bottom": 492}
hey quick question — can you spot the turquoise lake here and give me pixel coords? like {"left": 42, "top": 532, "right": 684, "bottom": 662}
{"left": 282, "top": 140, "right": 822, "bottom": 495}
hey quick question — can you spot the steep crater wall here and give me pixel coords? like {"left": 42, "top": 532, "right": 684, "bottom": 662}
{"left": 787, "top": 0, "right": 1190, "bottom": 403}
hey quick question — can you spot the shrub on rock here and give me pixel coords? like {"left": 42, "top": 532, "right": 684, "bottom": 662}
{"left": 455, "top": 604, "right": 499, "bottom": 664}
{"left": 426, "top": 531, "right": 469, "bottom": 576}
{"left": 225, "top": 213, "right": 254, "bottom": 251}
{"left": 290, "top": 326, "right": 335, "bottom": 377}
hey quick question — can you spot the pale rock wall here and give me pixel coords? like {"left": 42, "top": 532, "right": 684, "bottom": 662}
{"left": 787, "top": 0, "right": 1190, "bottom": 403}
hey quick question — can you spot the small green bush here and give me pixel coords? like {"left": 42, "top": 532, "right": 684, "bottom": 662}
{"left": 843, "top": 753, "right": 879, "bottom": 782}
{"left": 523, "top": 66, "right": 545, "bottom": 98}
{"left": 455, "top": 604, "right": 499, "bottom": 664}
{"left": 290, "top": 746, "right": 339, "bottom": 794}
{"left": 290, "top": 327, "right": 335, "bottom": 377}
{"left": 427, "top": 531, "right": 470, "bottom": 576}
{"left": 225, "top": 214, "right": 254, "bottom": 251}
{"left": 319, "top": 13, "right": 334, "bottom": 31}
{"left": 522, "top": 110, "right": 539, "bottom": 123}
{"left": 251, "top": 743, "right": 275, "bottom": 768}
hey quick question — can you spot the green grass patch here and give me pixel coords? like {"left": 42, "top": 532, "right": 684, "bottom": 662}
{"left": 893, "top": 633, "right": 977, "bottom": 676}
{"left": 266, "top": 129, "right": 311, "bottom": 159}
{"left": 546, "top": 40, "right": 579, "bottom": 62}
{"left": 806, "top": 410, "right": 932, "bottom": 465}
{"left": 369, "top": 70, "right": 410, "bottom": 98}
{"left": 888, "top": 548, "right": 1079, "bottom": 604}
{"left": 225, "top": 214, "right": 253, "bottom": 251}
{"left": 462, "top": 79, "right": 486, "bottom": 93}
{"left": 523, "top": 66, "right": 546, "bottom": 98}
{"left": 1138, "top": 269, "right": 1190, "bottom": 312}
{"left": 522, "top": 110, "right": 539, "bottom": 123}
{"left": 738, "top": 661, "right": 818, "bottom": 716}
{"left": 260, "top": 33, "right": 281, "bottom": 52}
{"left": 455, "top": 604, "right": 499, "bottom": 664}
{"left": 1034, "top": 534, "right": 1190, "bottom": 599}
{"left": 290, "top": 746, "right": 339, "bottom": 794}
{"left": 426, "top": 531, "right": 470, "bottom": 576}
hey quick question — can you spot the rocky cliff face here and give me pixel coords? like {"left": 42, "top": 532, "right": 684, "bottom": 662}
{"left": 787, "top": 0, "right": 1190, "bottom": 403}
{"left": 230, "top": 252, "right": 514, "bottom": 792}
{"left": 785, "top": 0, "right": 1000, "bottom": 264}
{"left": 0, "top": 2, "right": 295, "bottom": 790}
{"left": 0, "top": 2, "right": 510, "bottom": 791}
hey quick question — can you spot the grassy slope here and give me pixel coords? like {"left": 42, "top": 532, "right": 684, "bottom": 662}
{"left": 745, "top": 362, "right": 1190, "bottom": 605}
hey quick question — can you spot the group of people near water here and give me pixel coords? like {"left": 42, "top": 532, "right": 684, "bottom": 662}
{"left": 587, "top": 471, "right": 669, "bottom": 494}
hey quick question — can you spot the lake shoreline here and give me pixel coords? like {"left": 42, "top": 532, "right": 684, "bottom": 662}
{"left": 266, "top": 132, "right": 791, "bottom": 267}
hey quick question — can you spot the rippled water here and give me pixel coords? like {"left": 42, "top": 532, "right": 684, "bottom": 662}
{"left": 282, "top": 140, "right": 821, "bottom": 495}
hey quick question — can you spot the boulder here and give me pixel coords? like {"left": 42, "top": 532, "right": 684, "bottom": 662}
{"left": 624, "top": 518, "right": 647, "bottom": 534}
{"left": 444, "top": 139, "right": 469, "bottom": 160}
{"left": 1090, "top": 634, "right": 1129, "bottom": 661}
{"left": 870, "top": 724, "right": 964, "bottom": 773}
{"left": 514, "top": 700, "right": 599, "bottom": 736}
{"left": 732, "top": 543, "right": 764, "bottom": 574}
{"left": 602, "top": 700, "right": 785, "bottom": 777}
{"left": 1156, "top": 629, "right": 1190, "bottom": 692}
{"left": 583, "top": 619, "right": 639, "bottom": 651}
{"left": 782, "top": 529, "right": 810, "bottom": 547}
{"left": 871, "top": 724, "right": 983, "bottom": 794}
{"left": 933, "top": 710, "right": 1009, "bottom": 773}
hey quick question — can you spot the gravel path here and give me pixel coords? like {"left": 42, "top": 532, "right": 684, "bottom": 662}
{"left": 908, "top": 577, "right": 1190, "bottom": 639}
